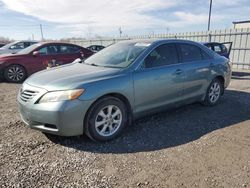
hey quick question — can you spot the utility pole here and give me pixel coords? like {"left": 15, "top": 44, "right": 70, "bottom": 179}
{"left": 166, "top": 27, "right": 170, "bottom": 34}
{"left": 40, "top": 24, "right": 44, "bottom": 41}
{"left": 119, "top": 27, "right": 122, "bottom": 38}
{"left": 207, "top": 0, "right": 213, "bottom": 31}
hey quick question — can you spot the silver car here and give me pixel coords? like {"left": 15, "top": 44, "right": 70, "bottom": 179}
{"left": 0, "top": 40, "right": 38, "bottom": 55}
{"left": 18, "top": 39, "right": 231, "bottom": 141}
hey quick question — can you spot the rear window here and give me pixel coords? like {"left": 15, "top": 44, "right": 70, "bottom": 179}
{"left": 179, "top": 44, "right": 207, "bottom": 62}
{"left": 59, "top": 45, "right": 81, "bottom": 54}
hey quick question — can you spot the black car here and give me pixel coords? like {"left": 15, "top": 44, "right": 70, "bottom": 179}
{"left": 0, "top": 43, "right": 6, "bottom": 48}
{"left": 203, "top": 42, "right": 232, "bottom": 58}
{"left": 87, "top": 45, "right": 105, "bottom": 52}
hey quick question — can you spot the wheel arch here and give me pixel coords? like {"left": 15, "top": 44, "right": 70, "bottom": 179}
{"left": 214, "top": 75, "right": 225, "bottom": 95}
{"left": 3, "top": 63, "right": 28, "bottom": 82}
{"left": 83, "top": 92, "right": 133, "bottom": 133}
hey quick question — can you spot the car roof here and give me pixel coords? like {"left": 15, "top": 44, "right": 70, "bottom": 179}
{"left": 201, "top": 42, "right": 222, "bottom": 45}
{"left": 118, "top": 39, "right": 206, "bottom": 47}
{"left": 38, "top": 41, "right": 82, "bottom": 46}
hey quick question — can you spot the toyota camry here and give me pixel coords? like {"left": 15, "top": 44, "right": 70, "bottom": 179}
{"left": 18, "top": 39, "right": 231, "bottom": 141}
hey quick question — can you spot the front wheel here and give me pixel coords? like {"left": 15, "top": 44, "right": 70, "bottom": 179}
{"left": 203, "top": 79, "right": 223, "bottom": 106}
{"left": 4, "top": 65, "right": 27, "bottom": 83}
{"left": 85, "top": 97, "right": 128, "bottom": 142}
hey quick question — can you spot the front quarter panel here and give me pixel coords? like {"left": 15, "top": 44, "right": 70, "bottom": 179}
{"left": 78, "top": 72, "right": 134, "bottom": 108}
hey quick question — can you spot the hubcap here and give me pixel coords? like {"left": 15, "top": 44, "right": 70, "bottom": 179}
{"left": 209, "top": 82, "right": 221, "bottom": 103}
{"left": 95, "top": 105, "right": 122, "bottom": 137}
{"left": 7, "top": 66, "right": 24, "bottom": 81}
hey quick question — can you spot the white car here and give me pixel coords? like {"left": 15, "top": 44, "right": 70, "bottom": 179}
{"left": 0, "top": 40, "right": 38, "bottom": 55}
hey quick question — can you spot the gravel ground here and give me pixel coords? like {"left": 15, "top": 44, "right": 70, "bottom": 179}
{"left": 0, "top": 70, "right": 250, "bottom": 188}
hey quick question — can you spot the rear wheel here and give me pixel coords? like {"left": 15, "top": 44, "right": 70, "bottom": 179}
{"left": 4, "top": 65, "right": 27, "bottom": 83}
{"left": 203, "top": 78, "right": 223, "bottom": 106}
{"left": 85, "top": 97, "right": 128, "bottom": 142}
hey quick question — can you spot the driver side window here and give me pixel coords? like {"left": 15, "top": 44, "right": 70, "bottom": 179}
{"left": 143, "top": 43, "right": 179, "bottom": 68}
{"left": 38, "top": 45, "right": 58, "bottom": 55}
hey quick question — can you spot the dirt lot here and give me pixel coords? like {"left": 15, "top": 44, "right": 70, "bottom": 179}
{"left": 0, "top": 70, "right": 250, "bottom": 188}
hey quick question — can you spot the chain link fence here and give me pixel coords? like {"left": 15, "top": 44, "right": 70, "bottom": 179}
{"left": 70, "top": 28, "right": 250, "bottom": 69}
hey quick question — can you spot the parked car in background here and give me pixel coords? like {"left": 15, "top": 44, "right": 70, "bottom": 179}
{"left": 0, "top": 42, "right": 93, "bottom": 82}
{"left": 203, "top": 42, "right": 232, "bottom": 58}
{"left": 0, "top": 43, "right": 6, "bottom": 48}
{"left": 18, "top": 39, "right": 231, "bottom": 142}
{"left": 87, "top": 45, "right": 105, "bottom": 52}
{"left": 0, "top": 40, "right": 38, "bottom": 55}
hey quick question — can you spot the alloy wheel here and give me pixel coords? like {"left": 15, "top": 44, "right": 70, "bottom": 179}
{"left": 95, "top": 105, "right": 123, "bottom": 137}
{"left": 209, "top": 82, "right": 221, "bottom": 103}
{"left": 7, "top": 66, "right": 25, "bottom": 82}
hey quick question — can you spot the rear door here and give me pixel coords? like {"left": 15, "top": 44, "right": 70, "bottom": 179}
{"left": 133, "top": 43, "right": 184, "bottom": 113}
{"left": 56, "top": 44, "right": 83, "bottom": 65}
{"left": 176, "top": 43, "right": 212, "bottom": 101}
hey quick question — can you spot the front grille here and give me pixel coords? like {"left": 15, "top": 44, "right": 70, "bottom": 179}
{"left": 20, "top": 89, "right": 39, "bottom": 102}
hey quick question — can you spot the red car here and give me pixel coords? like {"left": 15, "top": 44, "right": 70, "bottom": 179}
{"left": 0, "top": 42, "right": 93, "bottom": 83}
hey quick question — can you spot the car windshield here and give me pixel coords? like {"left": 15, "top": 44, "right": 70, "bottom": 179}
{"left": 85, "top": 42, "right": 151, "bottom": 68}
{"left": 17, "top": 43, "right": 42, "bottom": 54}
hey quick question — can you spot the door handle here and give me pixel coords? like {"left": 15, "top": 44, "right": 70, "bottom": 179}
{"left": 175, "top": 69, "right": 183, "bottom": 75}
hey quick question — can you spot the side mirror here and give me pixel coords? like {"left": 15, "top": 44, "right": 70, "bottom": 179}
{"left": 32, "top": 51, "right": 39, "bottom": 56}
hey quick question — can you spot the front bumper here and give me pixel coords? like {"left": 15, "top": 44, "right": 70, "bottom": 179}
{"left": 18, "top": 83, "right": 94, "bottom": 136}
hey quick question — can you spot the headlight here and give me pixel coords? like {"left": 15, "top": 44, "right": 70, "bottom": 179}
{"left": 38, "top": 89, "right": 84, "bottom": 103}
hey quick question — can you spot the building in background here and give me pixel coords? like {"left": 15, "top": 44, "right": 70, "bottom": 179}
{"left": 233, "top": 20, "right": 250, "bottom": 29}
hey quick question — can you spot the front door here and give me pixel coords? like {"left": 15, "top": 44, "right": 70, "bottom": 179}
{"left": 133, "top": 43, "right": 184, "bottom": 114}
{"left": 30, "top": 45, "right": 59, "bottom": 73}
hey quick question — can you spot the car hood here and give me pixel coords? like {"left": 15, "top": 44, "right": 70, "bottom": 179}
{"left": 25, "top": 63, "right": 123, "bottom": 91}
{"left": 0, "top": 49, "right": 12, "bottom": 55}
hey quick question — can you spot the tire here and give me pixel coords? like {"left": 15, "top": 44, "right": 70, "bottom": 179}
{"left": 203, "top": 78, "right": 223, "bottom": 106}
{"left": 85, "top": 97, "right": 128, "bottom": 142}
{"left": 4, "top": 65, "right": 27, "bottom": 83}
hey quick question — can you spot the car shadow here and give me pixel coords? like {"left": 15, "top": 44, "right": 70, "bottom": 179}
{"left": 45, "top": 89, "right": 250, "bottom": 154}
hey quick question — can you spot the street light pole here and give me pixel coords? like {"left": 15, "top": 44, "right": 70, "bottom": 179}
{"left": 40, "top": 24, "right": 44, "bottom": 41}
{"left": 207, "top": 0, "right": 213, "bottom": 31}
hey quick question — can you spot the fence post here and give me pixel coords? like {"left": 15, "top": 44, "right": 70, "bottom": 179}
{"left": 208, "top": 33, "right": 212, "bottom": 42}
